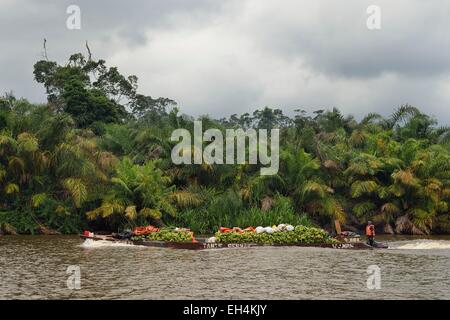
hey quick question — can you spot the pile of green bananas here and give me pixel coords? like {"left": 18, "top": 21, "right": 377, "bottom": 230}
{"left": 131, "top": 228, "right": 193, "bottom": 242}
{"left": 215, "top": 225, "right": 337, "bottom": 244}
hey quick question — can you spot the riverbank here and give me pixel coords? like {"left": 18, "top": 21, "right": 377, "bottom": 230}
{"left": 2, "top": 228, "right": 450, "bottom": 236}
{"left": 2, "top": 224, "right": 450, "bottom": 236}
{"left": 2, "top": 89, "right": 449, "bottom": 241}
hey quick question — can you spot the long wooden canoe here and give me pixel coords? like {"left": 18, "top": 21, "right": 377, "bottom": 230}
{"left": 80, "top": 234, "right": 386, "bottom": 250}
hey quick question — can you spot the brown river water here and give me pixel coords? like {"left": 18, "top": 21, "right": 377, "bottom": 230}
{"left": 1, "top": 235, "right": 449, "bottom": 299}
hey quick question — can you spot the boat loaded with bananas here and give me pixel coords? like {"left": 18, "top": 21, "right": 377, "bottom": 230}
{"left": 80, "top": 223, "right": 388, "bottom": 250}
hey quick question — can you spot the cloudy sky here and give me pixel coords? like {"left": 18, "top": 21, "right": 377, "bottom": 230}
{"left": 1, "top": 0, "right": 450, "bottom": 123}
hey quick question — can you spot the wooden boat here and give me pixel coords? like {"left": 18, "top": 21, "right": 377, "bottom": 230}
{"left": 80, "top": 234, "right": 387, "bottom": 250}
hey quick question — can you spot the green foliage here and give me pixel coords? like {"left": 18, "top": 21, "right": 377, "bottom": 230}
{"left": 215, "top": 225, "right": 334, "bottom": 244}
{"left": 233, "top": 198, "right": 312, "bottom": 229}
{"left": 1, "top": 51, "right": 449, "bottom": 235}
{"left": 86, "top": 157, "right": 176, "bottom": 227}
{"left": 131, "top": 228, "right": 193, "bottom": 242}
{"left": 171, "top": 195, "right": 311, "bottom": 234}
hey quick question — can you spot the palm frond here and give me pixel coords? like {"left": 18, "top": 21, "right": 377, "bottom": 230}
{"left": 31, "top": 193, "right": 48, "bottom": 207}
{"left": 63, "top": 178, "right": 87, "bottom": 208}
{"left": 139, "top": 207, "right": 162, "bottom": 219}
{"left": 4, "top": 183, "right": 19, "bottom": 194}
{"left": 170, "top": 190, "right": 203, "bottom": 208}
{"left": 352, "top": 201, "right": 376, "bottom": 217}
{"left": 350, "top": 180, "right": 379, "bottom": 198}
{"left": 381, "top": 202, "right": 400, "bottom": 215}
{"left": 392, "top": 170, "right": 420, "bottom": 187}
{"left": 125, "top": 205, "right": 137, "bottom": 220}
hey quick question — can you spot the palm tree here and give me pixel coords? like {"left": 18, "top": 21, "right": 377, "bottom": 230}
{"left": 86, "top": 157, "right": 177, "bottom": 227}
{"left": 278, "top": 148, "right": 345, "bottom": 223}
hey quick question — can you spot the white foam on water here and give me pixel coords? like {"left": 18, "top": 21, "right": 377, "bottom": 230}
{"left": 80, "top": 239, "right": 140, "bottom": 248}
{"left": 390, "top": 240, "right": 450, "bottom": 250}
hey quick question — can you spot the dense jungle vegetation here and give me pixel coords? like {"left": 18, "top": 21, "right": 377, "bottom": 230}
{"left": 1, "top": 52, "right": 449, "bottom": 235}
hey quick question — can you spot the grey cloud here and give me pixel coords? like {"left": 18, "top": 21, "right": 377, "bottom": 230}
{"left": 0, "top": 0, "right": 223, "bottom": 101}
{"left": 237, "top": 0, "right": 450, "bottom": 78}
{"left": 0, "top": 0, "right": 449, "bottom": 124}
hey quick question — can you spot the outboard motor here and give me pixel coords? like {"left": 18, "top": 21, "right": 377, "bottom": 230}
{"left": 112, "top": 229, "right": 133, "bottom": 240}
{"left": 371, "top": 240, "right": 389, "bottom": 249}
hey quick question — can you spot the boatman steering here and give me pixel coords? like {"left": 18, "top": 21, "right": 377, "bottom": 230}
{"left": 366, "top": 221, "right": 375, "bottom": 246}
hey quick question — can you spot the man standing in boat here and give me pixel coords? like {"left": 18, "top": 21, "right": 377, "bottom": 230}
{"left": 366, "top": 221, "right": 375, "bottom": 246}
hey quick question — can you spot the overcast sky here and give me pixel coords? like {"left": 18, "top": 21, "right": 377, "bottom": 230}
{"left": 1, "top": 0, "right": 450, "bottom": 123}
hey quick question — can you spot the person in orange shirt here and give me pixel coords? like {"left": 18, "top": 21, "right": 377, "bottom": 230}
{"left": 366, "top": 221, "right": 375, "bottom": 246}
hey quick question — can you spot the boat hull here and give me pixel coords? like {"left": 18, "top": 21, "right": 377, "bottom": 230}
{"left": 80, "top": 235, "right": 384, "bottom": 250}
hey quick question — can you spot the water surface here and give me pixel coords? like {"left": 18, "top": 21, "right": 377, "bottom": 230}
{"left": 1, "top": 235, "right": 449, "bottom": 299}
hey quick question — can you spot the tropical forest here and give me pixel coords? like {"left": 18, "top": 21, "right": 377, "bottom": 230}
{"left": 1, "top": 52, "right": 449, "bottom": 236}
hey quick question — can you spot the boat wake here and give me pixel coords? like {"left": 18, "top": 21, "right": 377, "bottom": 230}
{"left": 80, "top": 239, "right": 139, "bottom": 248}
{"left": 389, "top": 240, "right": 450, "bottom": 250}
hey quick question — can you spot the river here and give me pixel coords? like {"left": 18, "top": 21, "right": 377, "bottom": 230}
{"left": 1, "top": 235, "right": 449, "bottom": 299}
